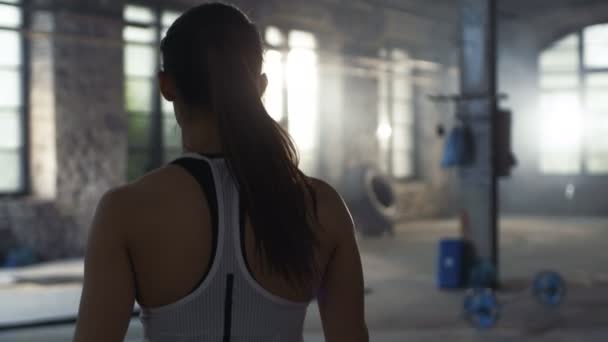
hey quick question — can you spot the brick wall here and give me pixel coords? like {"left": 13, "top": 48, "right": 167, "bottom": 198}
{"left": 0, "top": 0, "right": 126, "bottom": 260}
{"left": 52, "top": 3, "right": 126, "bottom": 232}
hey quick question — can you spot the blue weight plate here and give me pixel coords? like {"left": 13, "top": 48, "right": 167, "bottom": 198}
{"left": 532, "top": 271, "right": 566, "bottom": 307}
{"left": 463, "top": 288, "right": 500, "bottom": 329}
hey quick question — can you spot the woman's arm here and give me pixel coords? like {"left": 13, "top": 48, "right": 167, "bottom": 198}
{"left": 313, "top": 180, "right": 369, "bottom": 342}
{"left": 73, "top": 189, "right": 137, "bottom": 342}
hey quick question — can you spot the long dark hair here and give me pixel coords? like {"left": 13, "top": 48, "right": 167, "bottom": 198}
{"left": 160, "top": 3, "right": 320, "bottom": 285}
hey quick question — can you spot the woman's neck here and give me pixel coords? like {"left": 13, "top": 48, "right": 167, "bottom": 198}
{"left": 181, "top": 118, "right": 223, "bottom": 155}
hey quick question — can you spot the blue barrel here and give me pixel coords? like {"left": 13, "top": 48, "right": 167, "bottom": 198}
{"left": 438, "top": 239, "right": 465, "bottom": 289}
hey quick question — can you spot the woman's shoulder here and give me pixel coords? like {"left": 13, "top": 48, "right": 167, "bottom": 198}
{"left": 306, "top": 177, "right": 355, "bottom": 240}
{"left": 97, "top": 165, "right": 194, "bottom": 220}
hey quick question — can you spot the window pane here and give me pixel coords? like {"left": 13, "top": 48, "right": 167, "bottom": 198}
{"left": 392, "top": 151, "right": 413, "bottom": 178}
{"left": 586, "top": 114, "right": 608, "bottom": 174}
{"left": 124, "top": 5, "right": 155, "bottom": 24}
{"left": 123, "top": 26, "right": 156, "bottom": 44}
{"left": 585, "top": 44, "right": 608, "bottom": 69}
{"left": 162, "top": 11, "right": 180, "bottom": 28}
{"left": 540, "top": 152, "right": 582, "bottom": 174}
{"left": 0, "top": 69, "right": 21, "bottom": 107}
{"left": 0, "top": 30, "right": 20, "bottom": 67}
{"left": 584, "top": 24, "right": 608, "bottom": 68}
{"left": 288, "top": 30, "right": 316, "bottom": 49}
{"left": 0, "top": 4, "right": 21, "bottom": 28}
{"left": 539, "top": 92, "right": 583, "bottom": 174}
{"left": 262, "top": 49, "right": 284, "bottom": 122}
{"left": 0, "top": 151, "right": 21, "bottom": 192}
{"left": 540, "top": 73, "right": 579, "bottom": 90}
{"left": 392, "top": 50, "right": 411, "bottom": 103}
{"left": 587, "top": 156, "right": 608, "bottom": 173}
{"left": 128, "top": 151, "right": 149, "bottom": 181}
{"left": 163, "top": 119, "right": 182, "bottom": 148}
{"left": 265, "top": 26, "right": 285, "bottom": 47}
{"left": 393, "top": 102, "right": 413, "bottom": 124}
{"left": 162, "top": 97, "right": 174, "bottom": 116}
{"left": 586, "top": 116, "right": 608, "bottom": 149}
{"left": 586, "top": 74, "right": 608, "bottom": 111}
{"left": 128, "top": 115, "right": 150, "bottom": 147}
{"left": 540, "top": 49, "right": 578, "bottom": 72}
{"left": 587, "top": 151, "right": 608, "bottom": 173}
{"left": 0, "top": 111, "right": 21, "bottom": 148}
{"left": 392, "top": 126, "right": 413, "bottom": 151}
{"left": 587, "top": 89, "right": 608, "bottom": 111}
{"left": 392, "top": 124, "right": 414, "bottom": 178}
{"left": 287, "top": 48, "right": 318, "bottom": 151}
{"left": 126, "top": 78, "right": 153, "bottom": 112}
{"left": 377, "top": 69, "right": 390, "bottom": 173}
{"left": 125, "top": 44, "right": 156, "bottom": 77}
{"left": 163, "top": 118, "right": 181, "bottom": 148}
{"left": 392, "top": 76, "right": 411, "bottom": 101}
{"left": 587, "top": 73, "right": 608, "bottom": 88}
{"left": 391, "top": 49, "right": 407, "bottom": 61}
{"left": 287, "top": 38, "right": 318, "bottom": 175}
{"left": 552, "top": 34, "right": 579, "bottom": 49}
{"left": 299, "top": 151, "right": 316, "bottom": 175}
{"left": 377, "top": 64, "right": 391, "bottom": 173}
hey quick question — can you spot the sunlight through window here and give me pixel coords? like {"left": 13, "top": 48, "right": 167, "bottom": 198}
{"left": 262, "top": 28, "right": 320, "bottom": 175}
{"left": 0, "top": 1, "right": 23, "bottom": 193}
{"left": 540, "top": 26, "right": 608, "bottom": 174}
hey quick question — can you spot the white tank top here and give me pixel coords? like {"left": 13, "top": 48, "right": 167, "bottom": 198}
{"left": 138, "top": 153, "right": 310, "bottom": 342}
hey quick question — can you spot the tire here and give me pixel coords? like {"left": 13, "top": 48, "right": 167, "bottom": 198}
{"left": 340, "top": 166, "right": 398, "bottom": 236}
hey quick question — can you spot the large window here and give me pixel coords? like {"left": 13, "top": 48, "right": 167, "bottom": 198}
{"left": 377, "top": 49, "right": 414, "bottom": 179}
{"left": 0, "top": 0, "right": 25, "bottom": 193}
{"left": 540, "top": 24, "right": 608, "bottom": 174}
{"left": 262, "top": 27, "right": 320, "bottom": 175}
{"left": 124, "top": 5, "right": 180, "bottom": 181}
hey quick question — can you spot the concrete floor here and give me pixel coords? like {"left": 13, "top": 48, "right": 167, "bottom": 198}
{"left": 1, "top": 216, "right": 607, "bottom": 341}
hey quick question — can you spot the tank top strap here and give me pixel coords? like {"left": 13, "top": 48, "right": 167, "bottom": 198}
{"left": 200, "top": 157, "right": 242, "bottom": 273}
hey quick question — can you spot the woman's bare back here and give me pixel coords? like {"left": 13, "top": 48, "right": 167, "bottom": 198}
{"left": 125, "top": 164, "right": 334, "bottom": 308}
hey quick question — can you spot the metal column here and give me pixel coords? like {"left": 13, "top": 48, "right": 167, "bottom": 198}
{"left": 459, "top": 0, "right": 499, "bottom": 285}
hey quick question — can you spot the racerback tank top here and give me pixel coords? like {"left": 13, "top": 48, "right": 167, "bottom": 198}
{"left": 139, "top": 153, "right": 310, "bottom": 342}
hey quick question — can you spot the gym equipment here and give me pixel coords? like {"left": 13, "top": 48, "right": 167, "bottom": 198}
{"left": 463, "top": 270, "right": 566, "bottom": 329}
{"left": 437, "top": 239, "right": 466, "bottom": 289}
{"left": 532, "top": 271, "right": 566, "bottom": 307}
{"left": 441, "top": 124, "right": 474, "bottom": 168}
{"left": 340, "top": 166, "right": 397, "bottom": 236}
{"left": 2, "top": 247, "right": 38, "bottom": 268}
{"left": 463, "top": 288, "right": 500, "bottom": 329}
{"left": 468, "top": 259, "right": 497, "bottom": 289}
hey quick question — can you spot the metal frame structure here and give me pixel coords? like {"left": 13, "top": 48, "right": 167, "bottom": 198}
{"left": 458, "top": 0, "right": 499, "bottom": 286}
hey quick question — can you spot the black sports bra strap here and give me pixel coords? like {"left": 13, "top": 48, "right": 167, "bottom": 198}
{"left": 170, "top": 157, "right": 219, "bottom": 268}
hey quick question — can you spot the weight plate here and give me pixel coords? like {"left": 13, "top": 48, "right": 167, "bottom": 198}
{"left": 532, "top": 271, "right": 566, "bottom": 307}
{"left": 463, "top": 288, "right": 500, "bottom": 329}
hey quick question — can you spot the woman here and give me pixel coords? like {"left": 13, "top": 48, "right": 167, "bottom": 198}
{"left": 74, "top": 3, "right": 368, "bottom": 341}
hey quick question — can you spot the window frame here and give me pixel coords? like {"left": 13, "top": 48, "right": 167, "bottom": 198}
{"left": 0, "top": 0, "right": 30, "bottom": 197}
{"left": 262, "top": 25, "right": 322, "bottom": 176}
{"left": 539, "top": 25, "right": 608, "bottom": 176}
{"left": 378, "top": 48, "right": 417, "bottom": 181}
{"left": 123, "top": 3, "right": 183, "bottom": 180}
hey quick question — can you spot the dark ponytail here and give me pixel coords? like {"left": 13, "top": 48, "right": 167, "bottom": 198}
{"left": 161, "top": 3, "right": 320, "bottom": 285}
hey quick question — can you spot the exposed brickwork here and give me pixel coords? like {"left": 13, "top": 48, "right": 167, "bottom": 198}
{"left": 52, "top": 5, "right": 127, "bottom": 233}
{"left": 1, "top": 200, "right": 80, "bottom": 261}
